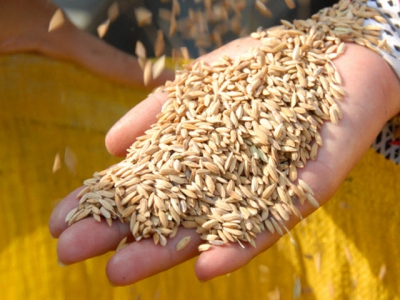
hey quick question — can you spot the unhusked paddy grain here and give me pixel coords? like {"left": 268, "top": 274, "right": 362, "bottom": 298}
{"left": 154, "top": 30, "right": 165, "bottom": 58}
{"left": 198, "top": 243, "right": 212, "bottom": 252}
{"left": 134, "top": 7, "right": 152, "bottom": 27}
{"left": 285, "top": 0, "right": 296, "bottom": 10}
{"left": 107, "top": 2, "right": 119, "bottom": 22}
{"left": 52, "top": 152, "right": 62, "bottom": 173}
{"left": 116, "top": 236, "right": 129, "bottom": 252}
{"left": 176, "top": 236, "right": 191, "bottom": 251}
{"left": 255, "top": 0, "right": 272, "bottom": 18}
{"left": 48, "top": 8, "right": 65, "bottom": 32}
{"left": 315, "top": 252, "right": 322, "bottom": 273}
{"left": 143, "top": 60, "right": 153, "bottom": 86}
{"left": 152, "top": 55, "right": 166, "bottom": 80}
{"left": 97, "top": 19, "right": 110, "bottom": 38}
{"left": 66, "top": 0, "right": 389, "bottom": 251}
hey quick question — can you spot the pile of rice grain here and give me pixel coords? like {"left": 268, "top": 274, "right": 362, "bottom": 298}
{"left": 66, "top": 0, "right": 387, "bottom": 252}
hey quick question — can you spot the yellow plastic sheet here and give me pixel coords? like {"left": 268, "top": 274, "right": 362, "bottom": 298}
{"left": 1, "top": 53, "right": 400, "bottom": 299}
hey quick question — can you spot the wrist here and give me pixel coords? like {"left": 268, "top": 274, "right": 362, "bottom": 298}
{"left": 335, "top": 43, "right": 400, "bottom": 123}
{"left": 295, "top": 42, "right": 400, "bottom": 215}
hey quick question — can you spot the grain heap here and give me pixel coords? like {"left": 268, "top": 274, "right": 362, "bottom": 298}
{"left": 66, "top": 0, "right": 389, "bottom": 251}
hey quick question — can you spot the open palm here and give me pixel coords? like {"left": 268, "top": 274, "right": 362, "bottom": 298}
{"left": 49, "top": 39, "right": 400, "bottom": 286}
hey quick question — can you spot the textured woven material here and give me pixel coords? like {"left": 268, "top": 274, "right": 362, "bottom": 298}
{"left": 364, "top": 0, "right": 400, "bottom": 164}
{"left": 2, "top": 53, "right": 400, "bottom": 300}
{"left": 366, "top": 0, "right": 400, "bottom": 78}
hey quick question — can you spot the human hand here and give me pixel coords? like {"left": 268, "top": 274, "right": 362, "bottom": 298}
{"left": 49, "top": 38, "right": 400, "bottom": 286}
{"left": 0, "top": 0, "right": 173, "bottom": 88}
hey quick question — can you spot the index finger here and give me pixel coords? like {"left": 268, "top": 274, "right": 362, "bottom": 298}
{"left": 105, "top": 91, "right": 168, "bottom": 157}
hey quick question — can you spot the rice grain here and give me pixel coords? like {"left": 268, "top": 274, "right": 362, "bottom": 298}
{"left": 176, "top": 236, "right": 191, "bottom": 251}
{"left": 48, "top": 8, "right": 65, "bottom": 32}
{"left": 65, "top": 0, "right": 389, "bottom": 252}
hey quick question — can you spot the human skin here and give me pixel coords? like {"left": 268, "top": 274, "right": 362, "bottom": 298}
{"left": 49, "top": 37, "right": 400, "bottom": 286}
{"left": 0, "top": 0, "right": 173, "bottom": 88}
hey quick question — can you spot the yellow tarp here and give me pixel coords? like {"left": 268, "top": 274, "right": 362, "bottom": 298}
{"left": 1, "top": 53, "right": 399, "bottom": 299}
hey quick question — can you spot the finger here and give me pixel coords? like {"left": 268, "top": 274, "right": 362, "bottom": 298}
{"left": 105, "top": 91, "right": 169, "bottom": 156}
{"left": 49, "top": 187, "right": 83, "bottom": 238}
{"left": 57, "top": 217, "right": 131, "bottom": 265}
{"left": 49, "top": 187, "right": 131, "bottom": 264}
{"left": 197, "top": 36, "right": 263, "bottom": 64}
{"left": 106, "top": 227, "right": 202, "bottom": 286}
{"left": 195, "top": 224, "right": 293, "bottom": 282}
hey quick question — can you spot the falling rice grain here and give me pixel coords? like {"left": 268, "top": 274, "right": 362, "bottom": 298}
{"left": 172, "top": 0, "right": 181, "bottom": 16}
{"left": 135, "top": 7, "right": 152, "bottom": 27}
{"left": 135, "top": 41, "right": 146, "bottom": 59}
{"left": 97, "top": 19, "right": 110, "bottom": 38}
{"left": 107, "top": 2, "right": 119, "bottom": 22}
{"left": 152, "top": 55, "right": 166, "bottom": 80}
{"left": 285, "top": 0, "right": 296, "bottom": 10}
{"left": 154, "top": 30, "right": 165, "bottom": 58}
{"left": 180, "top": 47, "right": 190, "bottom": 61}
{"left": 48, "top": 8, "right": 65, "bottom": 32}
{"left": 143, "top": 60, "right": 153, "bottom": 86}
{"left": 315, "top": 252, "right": 322, "bottom": 273}
{"left": 255, "top": 0, "right": 272, "bottom": 18}
{"left": 52, "top": 152, "right": 62, "bottom": 173}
